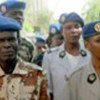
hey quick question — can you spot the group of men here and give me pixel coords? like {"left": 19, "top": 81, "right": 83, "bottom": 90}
{"left": 0, "top": 0, "right": 100, "bottom": 100}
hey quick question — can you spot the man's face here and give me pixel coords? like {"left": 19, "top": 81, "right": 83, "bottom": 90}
{"left": 4, "top": 9, "right": 24, "bottom": 26}
{"left": 36, "top": 42, "right": 46, "bottom": 54}
{"left": 84, "top": 34, "right": 100, "bottom": 59}
{"left": 51, "top": 34, "right": 63, "bottom": 47}
{"left": 0, "top": 31, "right": 19, "bottom": 61}
{"left": 62, "top": 22, "right": 82, "bottom": 44}
{"left": 18, "top": 45, "right": 32, "bottom": 62}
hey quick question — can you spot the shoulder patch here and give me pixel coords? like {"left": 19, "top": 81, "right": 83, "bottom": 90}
{"left": 80, "top": 49, "right": 87, "bottom": 57}
{"left": 87, "top": 73, "right": 97, "bottom": 84}
{"left": 59, "top": 50, "right": 66, "bottom": 58}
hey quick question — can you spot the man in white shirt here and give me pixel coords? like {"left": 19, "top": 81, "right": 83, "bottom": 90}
{"left": 42, "top": 12, "right": 89, "bottom": 100}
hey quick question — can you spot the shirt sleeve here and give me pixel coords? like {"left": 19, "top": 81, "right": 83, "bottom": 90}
{"left": 42, "top": 53, "right": 53, "bottom": 94}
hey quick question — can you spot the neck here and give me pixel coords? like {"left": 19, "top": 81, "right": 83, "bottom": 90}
{"left": 64, "top": 42, "right": 80, "bottom": 56}
{"left": 0, "top": 58, "right": 18, "bottom": 74}
{"left": 92, "top": 56, "right": 100, "bottom": 74}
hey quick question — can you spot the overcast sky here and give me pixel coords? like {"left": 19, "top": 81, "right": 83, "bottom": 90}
{"left": 0, "top": 0, "right": 87, "bottom": 19}
{"left": 47, "top": 0, "right": 87, "bottom": 19}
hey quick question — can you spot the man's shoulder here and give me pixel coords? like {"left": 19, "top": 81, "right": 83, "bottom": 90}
{"left": 18, "top": 58, "right": 46, "bottom": 76}
{"left": 46, "top": 46, "right": 59, "bottom": 54}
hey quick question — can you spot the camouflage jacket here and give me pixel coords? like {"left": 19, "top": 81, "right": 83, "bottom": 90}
{"left": 0, "top": 58, "right": 49, "bottom": 100}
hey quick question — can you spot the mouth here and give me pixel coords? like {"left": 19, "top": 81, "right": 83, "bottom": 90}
{"left": 72, "top": 36, "right": 79, "bottom": 40}
{"left": 3, "top": 51, "right": 14, "bottom": 56}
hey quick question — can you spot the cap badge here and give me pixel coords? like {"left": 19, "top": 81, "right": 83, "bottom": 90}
{"left": 60, "top": 16, "right": 66, "bottom": 23}
{"left": 51, "top": 27, "right": 56, "bottom": 34}
{"left": 94, "top": 23, "right": 100, "bottom": 32}
{"left": 0, "top": 5, "right": 7, "bottom": 13}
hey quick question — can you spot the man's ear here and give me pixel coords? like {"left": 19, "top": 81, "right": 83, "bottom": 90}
{"left": 84, "top": 40, "right": 91, "bottom": 51}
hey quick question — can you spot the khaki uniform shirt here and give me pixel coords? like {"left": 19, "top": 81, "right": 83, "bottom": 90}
{"left": 0, "top": 58, "right": 49, "bottom": 100}
{"left": 68, "top": 60, "right": 100, "bottom": 100}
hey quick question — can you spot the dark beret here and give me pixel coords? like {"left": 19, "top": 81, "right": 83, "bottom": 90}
{"left": 82, "top": 21, "right": 100, "bottom": 39}
{"left": 59, "top": 13, "right": 68, "bottom": 24}
{"left": 0, "top": 1, "right": 26, "bottom": 14}
{"left": 0, "top": 15, "right": 21, "bottom": 31}
{"left": 61, "top": 12, "right": 84, "bottom": 27}
{"left": 49, "top": 23, "right": 61, "bottom": 35}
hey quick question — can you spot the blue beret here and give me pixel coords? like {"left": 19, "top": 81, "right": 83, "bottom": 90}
{"left": 0, "top": 15, "right": 21, "bottom": 31}
{"left": 49, "top": 23, "right": 61, "bottom": 35}
{"left": 36, "top": 37, "right": 46, "bottom": 43}
{"left": 59, "top": 13, "right": 68, "bottom": 24}
{"left": 82, "top": 21, "right": 100, "bottom": 39}
{"left": 0, "top": 0, "right": 26, "bottom": 14}
{"left": 61, "top": 12, "right": 84, "bottom": 27}
{"left": 21, "top": 38, "right": 34, "bottom": 51}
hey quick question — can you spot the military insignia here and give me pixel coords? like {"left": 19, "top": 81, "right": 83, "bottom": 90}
{"left": 0, "top": 5, "right": 7, "bottom": 13}
{"left": 60, "top": 16, "right": 66, "bottom": 23}
{"left": 51, "top": 27, "right": 56, "bottom": 34}
{"left": 80, "top": 50, "right": 87, "bottom": 57}
{"left": 59, "top": 51, "right": 65, "bottom": 58}
{"left": 94, "top": 23, "right": 100, "bottom": 32}
{"left": 87, "top": 73, "right": 96, "bottom": 84}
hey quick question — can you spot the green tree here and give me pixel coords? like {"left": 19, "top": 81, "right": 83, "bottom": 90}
{"left": 82, "top": 0, "right": 100, "bottom": 22}
{"left": 23, "top": 0, "right": 54, "bottom": 35}
{"left": 36, "top": 10, "right": 54, "bottom": 35}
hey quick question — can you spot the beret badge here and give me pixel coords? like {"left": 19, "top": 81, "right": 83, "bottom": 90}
{"left": 94, "top": 23, "right": 100, "bottom": 32}
{"left": 60, "top": 16, "right": 66, "bottom": 23}
{"left": 0, "top": 5, "right": 7, "bottom": 13}
{"left": 51, "top": 27, "right": 56, "bottom": 34}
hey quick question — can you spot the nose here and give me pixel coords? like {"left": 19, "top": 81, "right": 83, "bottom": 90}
{"left": 71, "top": 27, "right": 81, "bottom": 36}
{"left": 3, "top": 40, "right": 11, "bottom": 48}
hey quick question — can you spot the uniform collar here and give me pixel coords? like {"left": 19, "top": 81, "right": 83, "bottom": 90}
{"left": 59, "top": 43, "right": 87, "bottom": 58}
{"left": 0, "top": 58, "right": 28, "bottom": 76}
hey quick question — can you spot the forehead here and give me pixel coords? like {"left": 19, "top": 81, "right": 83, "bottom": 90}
{"left": 87, "top": 33, "right": 100, "bottom": 41}
{"left": 0, "top": 31, "right": 17, "bottom": 38}
{"left": 6, "top": 9, "right": 24, "bottom": 14}
{"left": 63, "top": 22, "right": 81, "bottom": 26}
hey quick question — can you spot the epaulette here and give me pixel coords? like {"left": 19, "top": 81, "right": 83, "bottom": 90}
{"left": 59, "top": 50, "right": 66, "bottom": 58}
{"left": 80, "top": 49, "right": 87, "bottom": 57}
{"left": 87, "top": 73, "right": 97, "bottom": 84}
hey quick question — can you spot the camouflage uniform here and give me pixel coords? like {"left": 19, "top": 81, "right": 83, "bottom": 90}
{"left": 0, "top": 58, "right": 49, "bottom": 100}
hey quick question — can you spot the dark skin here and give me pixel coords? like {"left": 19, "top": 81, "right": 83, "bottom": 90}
{"left": 0, "top": 31, "right": 19, "bottom": 74}
{"left": 51, "top": 34, "right": 63, "bottom": 47}
{"left": 49, "top": 22, "right": 82, "bottom": 100}
{"left": 3, "top": 9, "right": 24, "bottom": 26}
{"left": 62, "top": 22, "right": 82, "bottom": 56}
{"left": 84, "top": 34, "right": 100, "bottom": 77}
